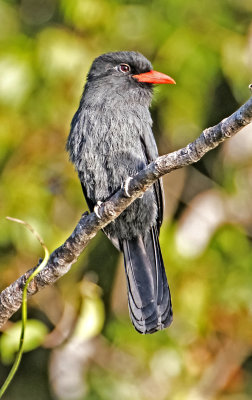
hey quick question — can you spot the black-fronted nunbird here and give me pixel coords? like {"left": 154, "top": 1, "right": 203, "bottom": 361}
{"left": 67, "top": 51, "right": 175, "bottom": 334}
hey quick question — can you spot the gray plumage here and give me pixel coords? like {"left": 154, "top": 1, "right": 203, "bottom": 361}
{"left": 67, "top": 51, "right": 173, "bottom": 333}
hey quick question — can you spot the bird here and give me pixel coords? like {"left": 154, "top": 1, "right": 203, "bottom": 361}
{"left": 66, "top": 51, "right": 175, "bottom": 334}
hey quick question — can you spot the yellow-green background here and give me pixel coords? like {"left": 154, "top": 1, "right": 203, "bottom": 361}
{"left": 1, "top": 0, "right": 252, "bottom": 399}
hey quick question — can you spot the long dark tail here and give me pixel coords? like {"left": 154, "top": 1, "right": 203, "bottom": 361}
{"left": 122, "top": 227, "right": 172, "bottom": 334}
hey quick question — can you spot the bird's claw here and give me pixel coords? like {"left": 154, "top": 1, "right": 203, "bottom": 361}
{"left": 123, "top": 177, "right": 133, "bottom": 198}
{"left": 94, "top": 201, "right": 103, "bottom": 219}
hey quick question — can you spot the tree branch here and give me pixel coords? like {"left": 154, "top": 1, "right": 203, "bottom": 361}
{"left": 1, "top": 95, "right": 252, "bottom": 329}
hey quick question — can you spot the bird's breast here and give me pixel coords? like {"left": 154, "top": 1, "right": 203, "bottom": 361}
{"left": 68, "top": 104, "right": 158, "bottom": 238}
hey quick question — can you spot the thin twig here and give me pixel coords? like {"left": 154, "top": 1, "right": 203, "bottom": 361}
{"left": 0, "top": 218, "right": 49, "bottom": 398}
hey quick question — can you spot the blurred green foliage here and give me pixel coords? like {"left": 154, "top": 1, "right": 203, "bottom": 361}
{"left": 0, "top": 319, "right": 48, "bottom": 364}
{"left": 0, "top": 0, "right": 252, "bottom": 399}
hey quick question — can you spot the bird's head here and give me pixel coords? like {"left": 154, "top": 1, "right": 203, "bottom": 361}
{"left": 84, "top": 51, "right": 175, "bottom": 107}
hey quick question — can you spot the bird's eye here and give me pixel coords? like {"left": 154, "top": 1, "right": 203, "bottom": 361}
{"left": 118, "top": 64, "right": 131, "bottom": 73}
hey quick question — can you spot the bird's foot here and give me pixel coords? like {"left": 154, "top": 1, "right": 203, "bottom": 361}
{"left": 94, "top": 201, "right": 103, "bottom": 219}
{"left": 123, "top": 177, "right": 133, "bottom": 198}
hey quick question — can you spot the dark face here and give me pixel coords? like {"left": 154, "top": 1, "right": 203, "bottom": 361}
{"left": 87, "top": 51, "right": 153, "bottom": 86}
{"left": 84, "top": 51, "right": 175, "bottom": 108}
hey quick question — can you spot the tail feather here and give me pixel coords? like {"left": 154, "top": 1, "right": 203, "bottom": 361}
{"left": 122, "top": 227, "right": 172, "bottom": 334}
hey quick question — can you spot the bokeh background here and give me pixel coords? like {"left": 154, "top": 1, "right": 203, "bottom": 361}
{"left": 1, "top": 0, "right": 252, "bottom": 399}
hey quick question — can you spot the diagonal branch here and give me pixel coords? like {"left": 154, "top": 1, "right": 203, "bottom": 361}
{"left": 0, "top": 95, "right": 252, "bottom": 329}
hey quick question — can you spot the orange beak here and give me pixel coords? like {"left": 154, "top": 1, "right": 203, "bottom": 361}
{"left": 133, "top": 70, "right": 176, "bottom": 84}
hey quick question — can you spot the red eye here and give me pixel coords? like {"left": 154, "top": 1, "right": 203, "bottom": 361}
{"left": 118, "top": 64, "right": 130, "bottom": 73}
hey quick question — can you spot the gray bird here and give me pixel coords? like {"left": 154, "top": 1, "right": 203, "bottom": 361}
{"left": 67, "top": 51, "right": 175, "bottom": 334}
